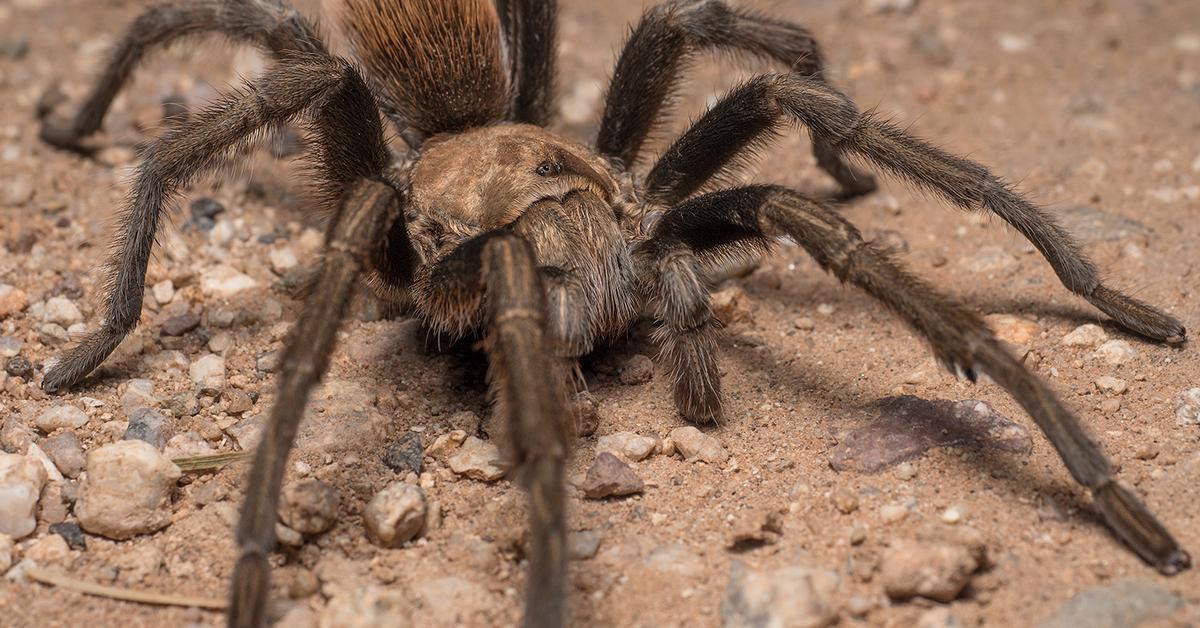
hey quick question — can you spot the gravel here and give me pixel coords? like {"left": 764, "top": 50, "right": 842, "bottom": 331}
{"left": 568, "top": 529, "right": 603, "bottom": 560}
{"left": 581, "top": 452, "right": 644, "bottom": 499}
{"left": 721, "top": 561, "right": 840, "bottom": 628}
{"left": 728, "top": 508, "right": 784, "bottom": 549}
{"left": 6, "top": 355, "right": 34, "bottom": 378}
{"left": 1061, "top": 324, "right": 1108, "bottom": 347}
{"left": 160, "top": 311, "right": 201, "bottom": 336}
{"left": 669, "top": 426, "right": 729, "bottom": 464}
{"left": 189, "top": 354, "right": 226, "bottom": 393}
{"left": 279, "top": 480, "right": 340, "bottom": 536}
{"left": 49, "top": 521, "right": 87, "bottom": 550}
{"left": 34, "top": 404, "right": 89, "bottom": 432}
{"left": 199, "top": 264, "right": 258, "bottom": 298}
{"left": 1093, "top": 339, "right": 1137, "bottom": 365}
{"left": 42, "top": 296, "right": 82, "bottom": 327}
{"left": 0, "top": 453, "right": 48, "bottom": 539}
{"left": 363, "top": 482, "right": 426, "bottom": 548}
{"left": 618, "top": 354, "right": 654, "bottom": 385}
{"left": 119, "top": 379, "right": 158, "bottom": 411}
{"left": 75, "top": 441, "right": 182, "bottom": 539}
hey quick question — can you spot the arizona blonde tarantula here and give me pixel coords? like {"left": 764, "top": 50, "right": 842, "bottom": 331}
{"left": 37, "top": 0, "right": 1189, "bottom": 625}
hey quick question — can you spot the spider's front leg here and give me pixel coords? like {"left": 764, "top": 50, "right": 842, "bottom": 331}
{"left": 644, "top": 184, "right": 1191, "bottom": 575}
{"left": 231, "top": 176, "right": 403, "bottom": 628}
{"left": 644, "top": 73, "right": 1187, "bottom": 343}
{"left": 42, "top": 56, "right": 390, "bottom": 392}
{"left": 418, "top": 232, "right": 570, "bottom": 628}
{"left": 39, "top": 0, "right": 324, "bottom": 151}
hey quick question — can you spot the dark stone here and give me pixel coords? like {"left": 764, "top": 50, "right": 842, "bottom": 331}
{"left": 581, "top": 452, "right": 644, "bottom": 499}
{"left": 5, "top": 355, "right": 33, "bottom": 378}
{"left": 49, "top": 522, "right": 87, "bottom": 550}
{"left": 0, "top": 38, "right": 29, "bottom": 60}
{"left": 123, "top": 407, "right": 173, "bottom": 449}
{"left": 828, "top": 396, "right": 1032, "bottom": 473}
{"left": 161, "top": 311, "right": 201, "bottom": 336}
{"left": 189, "top": 197, "right": 226, "bottom": 220}
{"left": 383, "top": 431, "right": 423, "bottom": 475}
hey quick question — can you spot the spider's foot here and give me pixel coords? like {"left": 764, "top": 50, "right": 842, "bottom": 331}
{"left": 41, "top": 328, "right": 127, "bottom": 393}
{"left": 1086, "top": 286, "right": 1187, "bottom": 344}
{"left": 38, "top": 116, "right": 92, "bottom": 155}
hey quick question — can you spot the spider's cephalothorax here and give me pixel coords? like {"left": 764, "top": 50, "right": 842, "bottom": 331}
{"left": 36, "top": 0, "right": 1190, "bottom": 626}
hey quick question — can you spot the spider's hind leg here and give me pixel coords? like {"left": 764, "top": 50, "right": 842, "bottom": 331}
{"left": 40, "top": 0, "right": 325, "bottom": 151}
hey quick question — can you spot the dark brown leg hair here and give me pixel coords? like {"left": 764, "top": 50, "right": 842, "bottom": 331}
{"left": 645, "top": 184, "right": 1191, "bottom": 575}
{"left": 42, "top": 56, "right": 391, "bottom": 393}
{"left": 421, "top": 231, "right": 569, "bottom": 628}
{"left": 595, "top": 0, "right": 874, "bottom": 197}
{"left": 645, "top": 74, "right": 1186, "bottom": 342}
{"left": 496, "top": 0, "right": 558, "bottom": 126}
{"left": 231, "top": 177, "right": 403, "bottom": 628}
{"left": 39, "top": 0, "right": 325, "bottom": 150}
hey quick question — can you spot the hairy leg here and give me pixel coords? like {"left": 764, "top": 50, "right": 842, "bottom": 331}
{"left": 496, "top": 0, "right": 558, "bottom": 125}
{"left": 596, "top": 0, "right": 873, "bottom": 196}
{"left": 645, "top": 74, "right": 1186, "bottom": 342}
{"left": 645, "top": 184, "right": 1190, "bottom": 574}
{"left": 418, "top": 232, "right": 570, "bottom": 628}
{"left": 231, "top": 177, "right": 403, "bottom": 628}
{"left": 42, "top": 56, "right": 391, "bottom": 392}
{"left": 40, "top": 0, "right": 325, "bottom": 150}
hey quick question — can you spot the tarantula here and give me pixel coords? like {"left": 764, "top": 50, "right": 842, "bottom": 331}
{"left": 37, "top": 0, "right": 1189, "bottom": 625}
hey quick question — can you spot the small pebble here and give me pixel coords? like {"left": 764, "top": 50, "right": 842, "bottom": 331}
{"left": 1175, "top": 388, "right": 1200, "bottom": 426}
{"left": 941, "top": 506, "right": 964, "bottom": 524}
{"left": 710, "top": 286, "right": 753, "bottom": 325}
{"left": 793, "top": 317, "right": 815, "bottom": 331}
{"left": 123, "top": 407, "right": 173, "bottom": 449}
{"left": 581, "top": 452, "right": 644, "bottom": 499}
{"left": 568, "top": 530, "right": 603, "bottom": 560}
{"left": 669, "top": 426, "right": 729, "bottom": 464}
{"left": 383, "top": 432, "right": 423, "bottom": 475}
{"left": 163, "top": 432, "right": 212, "bottom": 459}
{"left": 721, "top": 562, "right": 839, "bottom": 628}
{"left": 880, "top": 538, "right": 982, "bottom": 602}
{"left": 1094, "top": 339, "right": 1137, "bottom": 365}
{"left": 75, "top": 441, "right": 182, "bottom": 539}
{"left": 0, "top": 535, "right": 10, "bottom": 573}
{"left": 595, "top": 431, "right": 658, "bottom": 462}
{"left": 161, "top": 311, "right": 200, "bottom": 336}
{"left": 35, "top": 405, "right": 88, "bottom": 432}
{"left": 832, "top": 489, "right": 859, "bottom": 514}
{"left": 0, "top": 335, "right": 22, "bottom": 357}
{"left": 1062, "top": 324, "right": 1108, "bottom": 347}
{"left": 5, "top": 355, "right": 33, "bottom": 378}
{"left": 220, "top": 389, "right": 254, "bottom": 415}
{"left": 49, "top": 521, "right": 86, "bottom": 551}
{"left": 269, "top": 247, "right": 299, "bottom": 275}
{"left": 42, "top": 296, "right": 82, "bottom": 327}
{"left": 728, "top": 508, "right": 784, "bottom": 549}
{"left": 0, "top": 453, "right": 47, "bottom": 539}
{"left": 363, "top": 482, "right": 426, "bottom": 548}
{"left": 880, "top": 503, "right": 909, "bottom": 524}
{"left": 1095, "top": 376, "right": 1128, "bottom": 395}
{"left": 618, "top": 354, "right": 654, "bottom": 385}
{"left": 120, "top": 379, "right": 158, "bottom": 411}
{"left": 895, "top": 461, "right": 918, "bottom": 481}
{"left": 0, "top": 285, "right": 29, "bottom": 320}
{"left": 425, "top": 430, "right": 467, "bottom": 461}
{"left": 279, "top": 480, "right": 340, "bottom": 535}
{"left": 207, "top": 332, "right": 234, "bottom": 353}
{"left": 200, "top": 265, "right": 258, "bottom": 298}
{"left": 447, "top": 437, "right": 506, "bottom": 481}
{"left": 152, "top": 280, "right": 175, "bottom": 305}
{"left": 25, "top": 534, "right": 70, "bottom": 566}
{"left": 40, "top": 431, "right": 85, "bottom": 478}
{"left": 190, "top": 354, "right": 227, "bottom": 393}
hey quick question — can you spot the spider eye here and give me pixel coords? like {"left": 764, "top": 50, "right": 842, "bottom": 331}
{"left": 536, "top": 160, "right": 562, "bottom": 177}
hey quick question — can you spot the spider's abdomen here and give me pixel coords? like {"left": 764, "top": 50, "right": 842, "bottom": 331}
{"left": 336, "top": 0, "right": 509, "bottom": 134}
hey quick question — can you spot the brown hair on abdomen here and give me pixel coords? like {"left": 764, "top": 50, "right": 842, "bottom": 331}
{"left": 338, "top": 0, "right": 509, "bottom": 134}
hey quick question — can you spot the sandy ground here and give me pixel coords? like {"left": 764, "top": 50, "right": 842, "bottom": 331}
{"left": 1, "top": 0, "right": 1199, "bottom": 626}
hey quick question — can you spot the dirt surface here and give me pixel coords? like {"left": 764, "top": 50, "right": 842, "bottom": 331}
{"left": 2, "top": 0, "right": 1199, "bottom": 626}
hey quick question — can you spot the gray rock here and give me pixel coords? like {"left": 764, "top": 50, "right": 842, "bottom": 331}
{"left": 279, "top": 480, "right": 340, "bottom": 535}
{"left": 568, "top": 530, "right": 603, "bottom": 560}
{"left": 119, "top": 379, "right": 158, "bottom": 411}
{"left": 0, "top": 453, "right": 47, "bottom": 539}
{"left": 829, "top": 396, "right": 1032, "bottom": 473}
{"left": 721, "top": 561, "right": 840, "bottom": 628}
{"left": 123, "top": 407, "right": 173, "bottom": 449}
{"left": 35, "top": 405, "right": 89, "bottom": 433}
{"left": 1039, "top": 580, "right": 1182, "bottom": 628}
{"left": 40, "top": 431, "right": 85, "bottom": 478}
{"left": 363, "top": 482, "right": 426, "bottom": 548}
{"left": 161, "top": 311, "right": 200, "bottom": 336}
{"left": 200, "top": 264, "right": 257, "bottom": 298}
{"left": 220, "top": 389, "right": 254, "bottom": 415}
{"left": 189, "top": 354, "right": 226, "bottom": 393}
{"left": 0, "top": 335, "right": 23, "bottom": 357}
{"left": 5, "top": 355, "right": 32, "bottom": 378}
{"left": 1056, "top": 205, "right": 1151, "bottom": 244}
{"left": 383, "top": 431, "right": 423, "bottom": 475}
{"left": 596, "top": 431, "right": 658, "bottom": 462}
{"left": 75, "top": 441, "right": 181, "bottom": 539}
{"left": 49, "top": 521, "right": 86, "bottom": 550}
{"left": 581, "top": 452, "right": 644, "bottom": 499}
